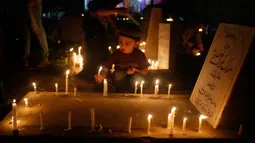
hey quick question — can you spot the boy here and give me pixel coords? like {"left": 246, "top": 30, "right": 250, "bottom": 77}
{"left": 94, "top": 23, "right": 150, "bottom": 92}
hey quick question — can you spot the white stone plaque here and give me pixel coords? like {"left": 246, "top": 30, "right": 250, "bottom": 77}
{"left": 190, "top": 23, "right": 255, "bottom": 128}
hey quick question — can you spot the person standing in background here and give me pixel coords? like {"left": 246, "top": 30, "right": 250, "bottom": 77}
{"left": 24, "top": 0, "right": 50, "bottom": 68}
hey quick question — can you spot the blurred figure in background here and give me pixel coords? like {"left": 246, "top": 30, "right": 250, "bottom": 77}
{"left": 182, "top": 23, "right": 204, "bottom": 55}
{"left": 24, "top": 0, "right": 50, "bottom": 68}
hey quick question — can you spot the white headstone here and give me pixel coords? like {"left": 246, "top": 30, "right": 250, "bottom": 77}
{"left": 190, "top": 23, "right": 255, "bottom": 128}
{"left": 158, "top": 23, "right": 170, "bottom": 69}
{"left": 145, "top": 8, "right": 162, "bottom": 60}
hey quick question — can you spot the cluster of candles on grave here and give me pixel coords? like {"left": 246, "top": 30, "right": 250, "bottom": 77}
{"left": 68, "top": 46, "right": 84, "bottom": 75}
{"left": 11, "top": 97, "right": 208, "bottom": 134}
{"left": 10, "top": 67, "right": 209, "bottom": 134}
{"left": 148, "top": 59, "right": 159, "bottom": 70}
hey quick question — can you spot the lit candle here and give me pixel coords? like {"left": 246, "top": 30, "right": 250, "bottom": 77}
{"left": 79, "top": 56, "right": 83, "bottom": 68}
{"left": 32, "top": 82, "right": 37, "bottom": 93}
{"left": 40, "top": 111, "right": 44, "bottom": 130}
{"left": 74, "top": 87, "right": 77, "bottom": 96}
{"left": 68, "top": 111, "right": 72, "bottom": 130}
{"left": 140, "top": 81, "right": 144, "bottom": 95}
{"left": 65, "top": 70, "right": 69, "bottom": 95}
{"left": 128, "top": 117, "right": 132, "bottom": 133}
{"left": 147, "top": 114, "right": 152, "bottom": 134}
{"left": 108, "top": 46, "right": 112, "bottom": 52}
{"left": 198, "top": 115, "right": 207, "bottom": 132}
{"left": 55, "top": 83, "right": 58, "bottom": 94}
{"left": 154, "top": 79, "right": 159, "bottom": 95}
{"left": 198, "top": 28, "right": 203, "bottom": 32}
{"left": 134, "top": 81, "right": 139, "bottom": 94}
{"left": 182, "top": 117, "right": 187, "bottom": 133}
{"left": 12, "top": 99, "right": 17, "bottom": 131}
{"left": 167, "top": 113, "right": 171, "bottom": 129}
{"left": 170, "top": 107, "right": 176, "bottom": 134}
{"left": 155, "top": 61, "right": 158, "bottom": 69}
{"left": 117, "top": 45, "right": 120, "bottom": 49}
{"left": 73, "top": 52, "right": 77, "bottom": 63}
{"left": 110, "top": 64, "right": 115, "bottom": 73}
{"left": 103, "top": 79, "right": 108, "bottom": 96}
{"left": 196, "top": 52, "right": 201, "bottom": 56}
{"left": 168, "top": 84, "right": 172, "bottom": 98}
{"left": 151, "top": 61, "right": 155, "bottom": 69}
{"left": 90, "top": 108, "right": 95, "bottom": 131}
{"left": 98, "top": 66, "right": 102, "bottom": 75}
{"left": 78, "top": 46, "right": 82, "bottom": 56}
{"left": 24, "top": 98, "right": 28, "bottom": 106}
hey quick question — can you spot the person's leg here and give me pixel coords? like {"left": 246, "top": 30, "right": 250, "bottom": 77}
{"left": 113, "top": 70, "right": 129, "bottom": 92}
{"left": 23, "top": 24, "right": 31, "bottom": 67}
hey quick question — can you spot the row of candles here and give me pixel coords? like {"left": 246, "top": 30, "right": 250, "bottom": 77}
{"left": 12, "top": 100, "right": 207, "bottom": 134}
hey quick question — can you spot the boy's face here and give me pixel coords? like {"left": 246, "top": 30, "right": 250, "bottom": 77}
{"left": 119, "top": 35, "right": 137, "bottom": 54}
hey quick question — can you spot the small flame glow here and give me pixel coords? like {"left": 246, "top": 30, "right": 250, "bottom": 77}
{"left": 69, "top": 48, "right": 73, "bottom": 52}
{"left": 199, "top": 115, "right": 207, "bottom": 119}
{"left": 66, "top": 70, "right": 70, "bottom": 75}
{"left": 148, "top": 114, "right": 152, "bottom": 119}
{"left": 32, "top": 82, "right": 36, "bottom": 88}
{"left": 13, "top": 99, "right": 16, "bottom": 103}
{"left": 155, "top": 79, "right": 159, "bottom": 85}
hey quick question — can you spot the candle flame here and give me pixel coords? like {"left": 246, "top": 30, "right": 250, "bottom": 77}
{"left": 135, "top": 81, "right": 139, "bottom": 86}
{"left": 171, "top": 107, "right": 177, "bottom": 112}
{"left": 155, "top": 79, "right": 159, "bottom": 85}
{"left": 196, "top": 52, "right": 201, "bottom": 56}
{"left": 199, "top": 28, "right": 203, "bottom": 32}
{"left": 24, "top": 98, "right": 28, "bottom": 102}
{"left": 148, "top": 59, "right": 151, "bottom": 64}
{"left": 66, "top": 70, "right": 70, "bottom": 75}
{"left": 184, "top": 117, "right": 188, "bottom": 121}
{"left": 141, "top": 81, "right": 144, "bottom": 85}
{"left": 140, "top": 16, "right": 144, "bottom": 20}
{"left": 117, "top": 45, "right": 120, "bottom": 49}
{"left": 13, "top": 99, "right": 16, "bottom": 103}
{"left": 69, "top": 48, "right": 73, "bottom": 52}
{"left": 99, "top": 66, "right": 102, "bottom": 72}
{"left": 104, "top": 79, "right": 107, "bottom": 83}
{"left": 169, "top": 84, "right": 172, "bottom": 87}
{"left": 148, "top": 114, "right": 152, "bottom": 119}
{"left": 199, "top": 115, "right": 207, "bottom": 119}
{"left": 32, "top": 82, "right": 36, "bottom": 88}
{"left": 166, "top": 18, "right": 173, "bottom": 22}
{"left": 108, "top": 46, "right": 111, "bottom": 50}
{"left": 79, "top": 46, "right": 82, "bottom": 51}
{"left": 168, "top": 113, "right": 172, "bottom": 118}
{"left": 55, "top": 83, "right": 58, "bottom": 87}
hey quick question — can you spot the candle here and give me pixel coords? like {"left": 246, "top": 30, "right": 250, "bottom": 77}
{"left": 117, "top": 45, "right": 120, "bottom": 49}
{"left": 90, "top": 108, "right": 95, "bottom": 131}
{"left": 32, "top": 82, "right": 37, "bottom": 93}
{"left": 24, "top": 98, "right": 28, "bottom": 106}
{"left": 103, "top": 79, "right": 108, "bottom": 96}
{"left": 74, "top": 87, "right": 77, "bottom": 96}
{"left": 154, "top": 79, "right": 159, "bottom": 95}
{"left": 147, "top": 114, "right": 152, "bottom": 134}
{"left": 73, "top": 52, "right": 77, "bottom": 63}
{"left": 98, "top": 66, "right": 102, "bottom": 75}
{"left": 78, "top": 46, "right": 82, "bottom": 56}
{"left": 196, "top": 52, "right": 201, "bottom": 56}
{"left": 128, "top": 117, "right": 132, "bottom": 133}
{"left": 79, "top": 56, "right": 83, "bottom": 68}
{"left": 108, "top": 46, "right": 112, "bottom": 53}
{"left": 198, "top": 28, "right": 203, "bottom": 32}
{"left": 68, "top": 111, "right": 72, "bottom": 130}
{"left": 198, "top": 115, "right": 207, "bottom": 132}
{"left": 40, "top": 112, "right": 44, "bottom": 130}
{"left": 55, "top": 83, "right": 58, "bottom": 94}
{"left": 151, "top": 61, "right": 155, "bottom": 69}
{"left": 65, "top": 70, "right": 69, "bottom": 95}
{"left": 155, "top": 61, "right": 158, "bottom": 69}
{"left": 134, "top": 81, "right": 139, "bottom": 94}
{"left": 182, "top": 117, "right": 187, "bottom": 133}
{"left": 170, "top": 107, "right": 176, "bottom": 135}
{"left": 167, "top": 113, "right": 171, "bottom": 129}
{"left": 12, "top": 99, "right": 17, "bottom": 131}
{"left": 168, "top": 84, "right": 172, "bottom": 98}
{"left": 110, "top": 64, "right": 115, "bottom": 73}
{"left": 238, "top": 124, "right": 243, "bottom": 136}
{"left": 140, "top": 81, "right": 144, "bottom": 95}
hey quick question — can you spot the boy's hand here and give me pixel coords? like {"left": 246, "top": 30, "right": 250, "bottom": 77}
{"left": 126, "top": 68, "right": 136, "bottom": 75}
{"left": 94, "top": 74, "right": 106, "bottom": 83}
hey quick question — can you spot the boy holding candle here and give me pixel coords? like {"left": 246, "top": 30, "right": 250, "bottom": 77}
{"left": 94, "top": 23, "right": 150, "bottom": 92}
